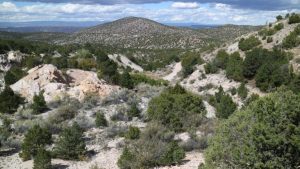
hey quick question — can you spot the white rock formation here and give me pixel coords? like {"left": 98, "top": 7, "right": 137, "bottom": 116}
{"left": 0, "top": 51, "right": 24, "bottom": 72}
{"left": 66, "top": 69, "right": 118, "bottom": 101}
{"left": 10, "top": 64, "right": 118, "bottom": 102}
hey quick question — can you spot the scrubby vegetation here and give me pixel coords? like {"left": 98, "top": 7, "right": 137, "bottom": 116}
{"left": 125, "top": 126, "right": 140, "bottom": 140}
{"left": 181, "top": 52, "right": 203, "bottom": 77}
{"left": 4, "top": 66, "right": 26, "bottom": 85}
{"left": 131, "top": 73, "right": 168, "bottom": 86}
{"left": 203, "top": 90, "right": 300, "bottom": 169}
{"left": 282, "top": 25, "right": 300, "bottom": 48}
{"left": 31, "top": 91, "right": 48, "bottom": 114}
{"left": 33, "top": 148, "right": 51, "bottom": 169}
{"left": 214, "top": 50, "right": 229, "bottom": 69}
{"left": 214, "top": 87, "right": 237, "bottom": 119}
{"left": 0, "top": 87, "right": 24, "bottom": 114}
{"left": 288, "top": 13, "right": 300, "bottom": 24}
{"left": 19, "top": 125, "right": 52, "bottom": 161}
{"left": 53, "top": 122, "right": 86, "bottom": 160}
{"left": 274, "top": 23, "right": 284, "bottom": 31}
{"left": 117, "top": 123, "right": 185, "bottom": 169}
{"left": 238, "top": 36, "right": 261, "bottom": 51}
{"left": 95, "top": 112, "right": 108, "bottom": 127}
{"left": 225, "top": 52, "right": 243, "bottom": 81}
{"left": 237, "top": 83, "right": 248, "bottom": 99}
{"left": 127, "top": 103, "right": 140, "bottom": 120}
{"left": 117, "top": 84, "right": 207, "bottom": 168}
{"left": 147, "top": 84, "right": 206, "bottom": 132}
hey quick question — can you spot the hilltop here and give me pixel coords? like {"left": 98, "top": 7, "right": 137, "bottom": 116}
{"left": 65, "top": 17, "right": 259, "bottom": 49}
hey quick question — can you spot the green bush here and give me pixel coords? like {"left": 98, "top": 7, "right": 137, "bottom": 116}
{"left": 131, "top": 73, "right": 168, "bottom": 86}
{"left": 97, "top": 59, "right": 119, "bottom": 84}
{"left": 4, "top": 66, "right": 26, "bottom": 85}
{"left": 117, "top": 123, "right": 184, "bottom": 168}
{"left": 266, "top": 37, "right": 273, "bottom": 43}
{"left": 31, "top": 91, "right": 47, "bottom": 114}
{"left": 243, "top": 94, "right": 259, "bottom": 107}
{"left": 276, "top": 15, "right": 283, "bottom": 21}
{"left": 77, "top": 58, "right": 97, "bottom": 70}
{"left": 19, "top": 125, "right": 52, "bottom": 161}
{"left": 255, "top": 63, "right": 291, "bottom": 92}
{"left": 33, "top": 148, "right": 51, "bottom": 169}
{"left": 158, "top": 141, "right": 185, "bottom": 166}
{"left": 237, "top": 83, "right": 248, "bottom": 99}
{"left": 289, "top": 74, "right": 300, "bottom": 93}
{"left": 148, "top": 85, "right": 206, "bottom": 132}
{"left": 204, "top": 62, "right": 218, "bottom": 74}
{"left": 119, "top": 70, "right": 134, "bottom": 89}
{"left": 75, "top": 49, "right": 93, "bottom": 58}
{"left": 238, "top": 36, "right": 261, "bottom": 51}
{"left": 288, "top": 13, "right": 300, "bottom": 24}
{"left": 215, "top": 87, "right": 237, "bottom": 119}
{"left": 203, "top": 90, "right": 300, "bottom": 169}
{"left": 243, "top": 48, "right": 266, "bottom": 78}
{"left": 23, "top": 55, "right": 42, "bottom": 69}
{"left": 181, "top": 52, "right": 203, "bottom": 77}
{"left": 95, "top": 112, "right": 108, "bottom": 127}
{"left": 258, "top": 29, "right": 276, "bottom": 37}
{"left": 274, "top": 23, "right": 284, "bottom": 31}
{"left": 117, "top": 147, "right": 135, "bottom": 169}
{"left": 214, "top": 50, "right": 229, "bottom": 69}
{"left": 225, "top": 52, "right": 244, "bottom": 81}
{"left": 243, "top": 48, "right": 290, "bottom": 80}
{"left": 282, "top": 26, "right": 300, "bottom": 48}
{"left": 127, "top": 103, "right": 140, "bottom": 119}
{"left": 125, "top": 126, "right": 140, "bottom": 140}
{"left": 0, "top": 87, "right": 24, "bottom": 114}
{"left": 54, "top": 122, "right": 86, "bottom": 160}
{"left": 0, "top": 116, "right": 12, "bottom": 148}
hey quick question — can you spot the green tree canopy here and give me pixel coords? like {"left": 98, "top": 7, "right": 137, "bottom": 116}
{"left": 33, "top": 148, "right": 51, "bottom": 169}
{"left": 204, "top": 90, "right": 300, "bottom": 169}
{"left": 238, "top": 36, "right": 261, "bottom": 51}
{"left": 31, "top": 91, "right": 48, "bottom": 114}
{"left": 54, "top": 122, "right": 86, "bottom": 160}
{"left": 0, "top": 87, "right": 24, "bottom": 114}
{"left": 20, "top": 125, "right": 52, "bottom": 161}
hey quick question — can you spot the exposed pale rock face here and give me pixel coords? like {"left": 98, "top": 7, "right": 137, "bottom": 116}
{"left": 66, "top": 69, "right": 118, "bottom": 101}
{"left": 10, "top": 64, "right": 118, "bottom": 102}
{"left": 8, "top": 51, "right": 24, "bottom": 63}
{"left": 0, "top": 51, "right": 25, "bottom": 72}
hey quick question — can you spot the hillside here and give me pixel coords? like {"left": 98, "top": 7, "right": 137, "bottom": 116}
{"left": 66, "top": 17, "right": 258, "bottom": 50}
{"left": 66, "top": 17, "right": 208, "bottom": 49}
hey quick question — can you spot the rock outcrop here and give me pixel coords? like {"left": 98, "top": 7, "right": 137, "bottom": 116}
{"left": 10, "top": 64, "right": 118, "bottom": 102}
{"left": 0, "top": 51, "right": 24, "bottom": 72}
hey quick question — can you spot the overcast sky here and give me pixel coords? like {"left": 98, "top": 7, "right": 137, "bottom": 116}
{"left": 0, "top": 0, "right": 299, "bottom": 25}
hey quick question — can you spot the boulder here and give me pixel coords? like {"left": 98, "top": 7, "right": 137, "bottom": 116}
{"left": 10, "top": 64, "right": 118, "bottom": 102}
{"left": 66, "top": 69, "right": 118, "bottom": 101}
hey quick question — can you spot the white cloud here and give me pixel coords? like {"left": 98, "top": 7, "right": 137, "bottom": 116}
{"left": 214, "top": 3, "right": 231, "bottom": 10}
{"left": 0, "top": 1, "right": 299, "bottom": 25}
{"left": 171, "top": 2, "right": 199, "bottom": 9}
{"left": 0, "top": 1, "right": 18, "bottom": 12}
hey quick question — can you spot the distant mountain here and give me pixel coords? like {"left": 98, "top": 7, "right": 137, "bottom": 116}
{"left": 67, "top": 17, "right": 211, "bottom": 49}
{"left": 198, "top": 24, "right": 262, "bottom": 43}
{"left": 0, "top": 17, "right": 261, "bottom": 50}
{"left": 0, "top": 26, "right": 84, "bottom": 33}
{"left": 0, "top": 21, "right": 103, "bottom": 28}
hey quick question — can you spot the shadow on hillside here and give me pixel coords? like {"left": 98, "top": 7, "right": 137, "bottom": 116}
{"left": 0, "top": 148, "right": 19, "bottom": 157}
{"left": 52, "top": 164, "right": 69, "bottom": 169}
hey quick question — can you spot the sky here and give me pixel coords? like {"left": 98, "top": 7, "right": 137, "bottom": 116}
{"left": 0, "top": 0, "right": 299, "bottom": 25}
